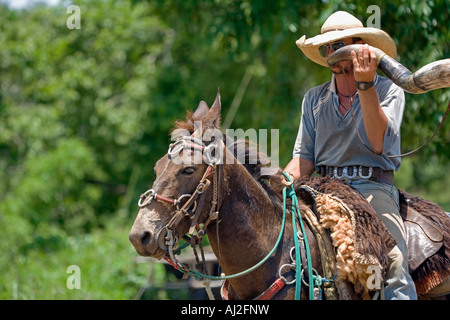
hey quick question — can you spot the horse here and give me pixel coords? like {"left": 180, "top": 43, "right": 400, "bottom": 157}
{"left": 129, "top": 92, "right": 450, "bottom": 300}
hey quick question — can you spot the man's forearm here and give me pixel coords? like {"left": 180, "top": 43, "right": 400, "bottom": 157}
{"left": 358, "top": 87, "right": 388, "bottom": 154}
{"left": 352, "top": 45, "right": 388, "bottom": 155}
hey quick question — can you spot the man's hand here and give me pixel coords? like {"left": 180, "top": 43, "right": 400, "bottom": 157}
{"left": 281, "top": 172, "right": 294, "bottom": 187}
{"left": 351, "top": 44, "right": 377, "bottom": 82}
{"left": 283, "top": 157, "right": 315, "bottom": 180}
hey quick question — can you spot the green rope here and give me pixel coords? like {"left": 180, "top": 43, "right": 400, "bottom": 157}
{"left": 284, "top": 185, "right": 302, "bottom": 299}
{"left": 170, "top": 172, "right": 316, "bottom": 301}
{"left": 173, "top": 242, "right": 190, "bottom": 255}
{"left": 282, "top": 172, "right": 315, "bottom": 300}
{"left": 178, "top": 192, "right": 288, "bottom": 281}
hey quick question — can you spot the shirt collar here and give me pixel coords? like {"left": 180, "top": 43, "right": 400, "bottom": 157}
{"left": 330, "top": 74, "right": 337, "bottom": 94}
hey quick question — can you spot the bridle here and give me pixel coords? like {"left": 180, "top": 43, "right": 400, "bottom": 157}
{"left": 136, "top": 135, "right": 288, "bottom": 280}
{"left": 137, "top": 136, "right": 222, "bottom": 272}
{"left": 136, "top": 136, "right": 324, "bottom": 300}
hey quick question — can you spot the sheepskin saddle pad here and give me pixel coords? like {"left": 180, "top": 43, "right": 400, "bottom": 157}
{"left": 295, "top": 176, "right": 396, "bottom": 294}
{"left": 294, "top": 176, "right": 450, "bottom": 296}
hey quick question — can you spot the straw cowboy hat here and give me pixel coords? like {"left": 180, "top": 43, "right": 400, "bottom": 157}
{"left": 296, "top": 11, "right": 397, "bottom": 67}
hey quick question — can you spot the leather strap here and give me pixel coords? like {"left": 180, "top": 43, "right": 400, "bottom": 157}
{"left": 221, "top": 278, "right": 286, "bottom": 300}
{"left": 319, "top": 165, "right": 394, "bottom": 185}
{"left": 253, "top": 278, "right": 286, "bottom": 300}
{"left": 355, "top": 80, "right": 375, "bottom": 90}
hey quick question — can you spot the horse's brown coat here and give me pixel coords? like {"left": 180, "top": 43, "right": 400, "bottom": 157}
{"left": 130, "top": 93, "right": 450, "bottom": 299}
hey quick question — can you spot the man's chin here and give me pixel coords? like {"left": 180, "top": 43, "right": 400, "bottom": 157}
{"left": 331, "top": 65, "right": 353, "bottom": 75}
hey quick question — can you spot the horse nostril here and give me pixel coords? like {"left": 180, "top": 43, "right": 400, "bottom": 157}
{"left": 141, "top": 231, "right": 151, "bottom": 246}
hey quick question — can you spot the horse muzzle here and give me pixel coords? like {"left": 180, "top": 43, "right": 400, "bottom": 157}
{"left": 129, "top": 225, "right": 169, "bottom": 259}
{"left": 129, "top": 207, "right": 172, "bottom": 259}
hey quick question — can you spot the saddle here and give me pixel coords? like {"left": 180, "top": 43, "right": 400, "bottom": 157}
{"left": 295, "top": 177, "right": 450, "bottom": 296}
{"left": 398, "top": 190, "right": 450, "bottom": 295}
{"left": 398, "top": 190, "right": 444, "bottom": 273}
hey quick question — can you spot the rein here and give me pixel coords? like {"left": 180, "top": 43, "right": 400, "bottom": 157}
{"left": 282, "top": 172, "right": 315, "bottom": 299}
{"left": 138, "top": 136, "right": 325, "bottom": 299}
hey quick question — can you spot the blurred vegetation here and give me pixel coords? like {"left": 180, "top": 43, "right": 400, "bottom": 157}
{"left": 0, "top": 0, "right": 448, "bottom": 299}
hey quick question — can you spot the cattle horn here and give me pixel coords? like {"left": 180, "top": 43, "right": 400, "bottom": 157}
{"left": 327, "top": 44, "right": 450, "bottom": 94}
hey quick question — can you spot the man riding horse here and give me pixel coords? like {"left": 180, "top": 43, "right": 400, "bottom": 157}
{"left": 284, "top": 11, "right": 417, "bottom": 299}
{"left": 130, "top": 9, "right": 450, "bottom": 300}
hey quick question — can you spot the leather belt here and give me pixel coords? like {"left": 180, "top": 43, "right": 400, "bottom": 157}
{"left": 318, "top": 165, "right": 394, "bottom": 185}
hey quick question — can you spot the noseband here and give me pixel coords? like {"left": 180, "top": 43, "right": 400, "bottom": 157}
{"left": 138, "top": 136, "right": 222, "bottom": 270}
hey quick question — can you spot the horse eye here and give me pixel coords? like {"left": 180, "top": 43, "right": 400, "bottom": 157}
{"left": 182, "top": 167, "right": 196, "bottom": 175}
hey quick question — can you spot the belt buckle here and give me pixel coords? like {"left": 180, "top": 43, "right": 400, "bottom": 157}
{"left": 331, "top": 166, "right": 371, "bottom": 180}
{"left": 332, "top": 166, "right": 358, "bottom": 180}
{"left": 358, "top": 166, "right": 373, "bottom": 179}
{"left": 346, "top": 166, "right": 358, "bottom": 179}
{"left": 332, "top": 167, "right": 346, "bottom": 180}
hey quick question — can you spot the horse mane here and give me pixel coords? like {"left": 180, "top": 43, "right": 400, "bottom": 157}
{"left": 171, "top": 111, "right": 196, "bottom": 138}
{"left": 225, "top": 137, "right": 285, "bottom": 207}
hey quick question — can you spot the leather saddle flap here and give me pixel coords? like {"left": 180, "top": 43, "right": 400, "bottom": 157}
{"left": 400, "top": 199, "right": 444, "bottom": 273}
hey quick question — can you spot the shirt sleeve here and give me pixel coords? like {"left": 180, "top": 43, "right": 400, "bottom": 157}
{"left": 293, "top": 90, "right": 316, "bottom": 162}
{"left": 380, "top": 82, "right": 405, "bottom": 154}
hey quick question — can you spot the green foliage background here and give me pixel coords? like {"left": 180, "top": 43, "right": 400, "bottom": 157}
{"left": 0, "top": 0, "right": 448, "bottom": 299}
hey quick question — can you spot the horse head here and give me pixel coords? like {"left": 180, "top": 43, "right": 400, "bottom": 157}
{"left": 129, "top": 91, "right": 224, "bottom": 260}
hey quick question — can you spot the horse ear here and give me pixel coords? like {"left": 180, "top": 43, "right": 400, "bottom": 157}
{"left": 180, "top": 100, "right": 208, "bottom": 134}
{"left": 203, "top": 89, "right": 221, "bottom": 129}
{"left": 192, "top": 101, "right": 209, "bottom": 121}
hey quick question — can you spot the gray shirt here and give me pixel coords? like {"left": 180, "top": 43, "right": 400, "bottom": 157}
{"left": 293, "top": 74, "right": 405, "bottom": 171}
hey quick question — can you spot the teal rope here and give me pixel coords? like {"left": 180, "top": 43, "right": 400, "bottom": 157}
{"left": 178, "top": 194, "right": 288, "bottom": 281}
{"left": 169, "top": 172, "right": 316, "bottom": 301}
{"left": 282, "top": 172, "right": 315, "bottom": 300}
{"left": 284, "top": 185, "right": 302, "bottom": 300}
{"left": 173, "top": 242, "right": 190, "bottom": 255}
